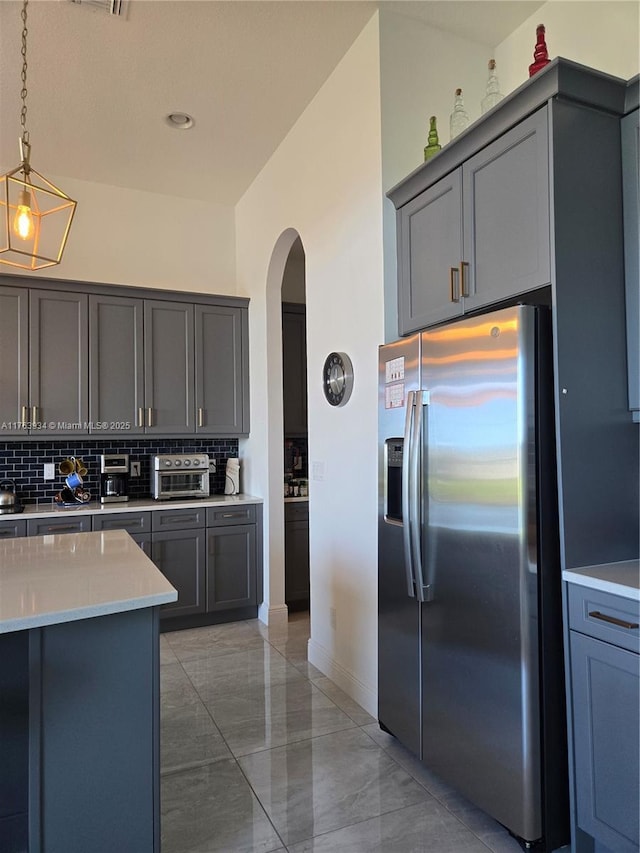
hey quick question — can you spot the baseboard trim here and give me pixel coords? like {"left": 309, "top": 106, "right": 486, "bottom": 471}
{"left": 258, "top": 602, "right": 289, "bottom": 628}
{"left": 307, "top": 637, "right": 377, "bottom": 718}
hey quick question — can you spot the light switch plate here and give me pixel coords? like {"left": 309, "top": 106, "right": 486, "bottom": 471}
{"left": 43, "top": 463, "right": 55, "bottom": 480}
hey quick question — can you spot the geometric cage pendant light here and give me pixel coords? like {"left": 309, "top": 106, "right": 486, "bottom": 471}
{"left": 0, "top": 0, "right": 77, "bottom": 271}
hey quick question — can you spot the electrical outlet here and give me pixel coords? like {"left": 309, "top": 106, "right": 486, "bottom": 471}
{"left": 43, "top": 463, "right": 55, "bottom": 481}
{"left": 130, "top": 460, "right": 141, "bottom": 478}
{"left": 330, "top": 607, "right": 337, "bottom": 630}
{"left": 209, "top": 459, "right": 217, "bottom": 474}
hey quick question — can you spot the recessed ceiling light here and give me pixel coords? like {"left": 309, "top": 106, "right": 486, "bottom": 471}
{"left": 165, "top": 112, "right": 194, "bottom": 130}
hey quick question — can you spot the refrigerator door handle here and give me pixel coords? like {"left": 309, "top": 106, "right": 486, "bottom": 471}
{"left": 402, "top": 391, "right": 417, "bottom": 598}
{"left": 411, "top": 390, "right": 432, "bottom": 603}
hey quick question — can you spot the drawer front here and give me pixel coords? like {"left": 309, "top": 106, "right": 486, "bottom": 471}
{"left": 92, "top": 512, "right": 151, "bottom": 534}
{"left": 27, "top": 516, "right": 92, "bottom": 536}
{"left": 0, "top": 518, "right": 27, "bottom": 539}
{"left": 568, "top": 584, "right": 640, "bottom": 654}
{"left": 207, "top": 504, "right": 256, "bottom": 527}
{"left": 151, "top": 507, "right": 206, "bottom": 532}
{"left": 285, "top": 502, "right": 309, "bottom": 522}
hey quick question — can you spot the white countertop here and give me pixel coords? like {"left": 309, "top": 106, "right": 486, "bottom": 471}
{"left": 0, "top": 529, "right": 178, "bottom": 633}
{"left": 563, "top": 560, "right": 640, "bottom": 601}
{"left": 6, "top": 493, "right": 263, "bottom": 521}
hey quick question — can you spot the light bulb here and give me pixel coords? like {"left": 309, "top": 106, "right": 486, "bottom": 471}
{"left": 13, "top": 189, "right": 34, "bottom": 240}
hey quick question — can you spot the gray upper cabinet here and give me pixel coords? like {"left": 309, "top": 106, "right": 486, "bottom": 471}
{"left": 89, "top": 294, "right": 145, "bottom": 434}
{"left": 144, "top": 300, "right": 195, "bottom": 434}
{"left": 396, "top": 109, "right": 549, "bottom": 335}
{"left": 0, "top": 286, "right": 88, "bottom": 436}
{"left": 195, "top": 304, "right": 249, "bottom": 435}
{"left": 398, "top": 170, "right": 463, "bottom": 332}
{"left": 0, "top": 286, "right": 28, "bottom": 435}
{"left": 622, "top": 105, "right": 639, "bottom": 421}
{"left": 29, "top": 289, "right": 88, "bottom": 436}
{"left": 282, "top": 303, "right": 308, "bottom": 435}
{"left": 462, "top": 109, "right": 550, "bottom": 313}
{"left": 0, "top": 272, "right": 249, "bottom": 440}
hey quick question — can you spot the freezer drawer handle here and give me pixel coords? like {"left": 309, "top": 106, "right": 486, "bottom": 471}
{"left": 588, "top": 610, "right": 639, "bottom": 630}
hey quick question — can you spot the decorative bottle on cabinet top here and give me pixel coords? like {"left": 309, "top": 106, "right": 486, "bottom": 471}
{"left": 423, "top": 115, "right": 442, "bottom": 161}
{"left": 449, "top": 89, "right": 470, "bottom": 140}
{"left": 529, "top": 24, "right": 550, "bottom": 77}
{"left": 481, "top": 59, "right": 504, "bottom": 114}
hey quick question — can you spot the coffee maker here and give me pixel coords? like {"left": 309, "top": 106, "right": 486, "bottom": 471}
{"left": 100, "top": 454, "right": 130, "bottom": 503}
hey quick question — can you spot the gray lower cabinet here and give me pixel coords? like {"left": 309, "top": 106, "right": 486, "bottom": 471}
{"left": 0, "top": 518, "right": 26, "bottom": 539}
{"left": 285, "top": 502, "right": 309, "bottom": 606}
{"left": 622, "top": 105, "right": 639, "bottom": 421}
{"left": 195, "top": 304, "right": 249, "bottom": 435}
{"left": 152, "top": 528, "right": 206, "bottom": 618}
{"left": 396, "top": 109, "right": 549, "bottom": 334}
{"left": 206, "top": 523, "right": 256, "bottom": 611}
{"left": 26, "top": 516, "right": 92, "bottom": 536}
{"left": 89, "top": 294, "right": 145, "bottom": 434}
{"left": 567, "top": 584, "right": 640, "bottom": 853}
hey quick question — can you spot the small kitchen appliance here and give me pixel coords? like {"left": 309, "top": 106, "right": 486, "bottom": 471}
{"left": 0, "top": 479, "right": 22, "bottom": 514}
{"left": 152, "top": 454, "right": 210, "bottom": 500}
{"left": 99, "top": 454, "right": 130, "bottom": 504}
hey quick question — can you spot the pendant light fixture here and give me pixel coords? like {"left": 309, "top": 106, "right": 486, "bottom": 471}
{"left": 0, "top": 0, "right": 77, "bottom": 270}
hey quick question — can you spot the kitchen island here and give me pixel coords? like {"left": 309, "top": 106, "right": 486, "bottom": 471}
{"left": 0, "top": 529, "right": 177, "bottom": 853}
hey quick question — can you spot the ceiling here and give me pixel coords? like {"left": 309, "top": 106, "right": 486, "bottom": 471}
{"left": 0, "top": 0, "right": 544, "bottom": 206}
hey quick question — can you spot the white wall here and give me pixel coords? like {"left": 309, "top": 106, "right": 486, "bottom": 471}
{"left": 379, "top": 9, "right": 493, "bottom": 341}
{"left": 235, "top": 14, "right": 384, "bottom": 713}
{"left": 495, "top": 1, "right": 639, "bottom": 94}
{"left": 2, "top": 175, "right": 236, "bottom": 295}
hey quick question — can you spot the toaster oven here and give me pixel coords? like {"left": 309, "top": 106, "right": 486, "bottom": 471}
{"left": 152, "top": 454, "right": 210, "bottom": 500}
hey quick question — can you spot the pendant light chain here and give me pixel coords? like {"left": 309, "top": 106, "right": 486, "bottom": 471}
{"left": 20, "top": 1, "right": 28, "bottom": 138}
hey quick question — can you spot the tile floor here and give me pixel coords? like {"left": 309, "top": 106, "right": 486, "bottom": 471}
{"left": 159, "top": 611, "right": 525, "bottom": 853}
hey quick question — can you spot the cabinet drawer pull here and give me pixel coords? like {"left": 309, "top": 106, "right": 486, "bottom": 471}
{"left": 449, "top": 267, "right": 460, "bottom": 303}
{"left": 164, "top": 515, "right": 197, "bottom": 525}
{"left": 588, "top": 610, "right": 639, "bottom": 630}
{"left": 0, "top": 529, "right": 16, "bottom": 536}
{"left": 221, "top": 512, "right": 243, "bottom": 518}
{"left": 459, "top": 261, "right": 469, "bottom": 298}
{"left": 47, "top": 524, "right": 79, "bottom": 533}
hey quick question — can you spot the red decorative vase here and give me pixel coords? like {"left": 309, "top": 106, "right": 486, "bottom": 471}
{"left": 529, "top": 24, "right": 550, "bottom": 77}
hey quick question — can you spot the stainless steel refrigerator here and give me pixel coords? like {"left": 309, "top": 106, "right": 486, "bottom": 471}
{"left": 378, "top": 304, "right": 568, "bottom": 851}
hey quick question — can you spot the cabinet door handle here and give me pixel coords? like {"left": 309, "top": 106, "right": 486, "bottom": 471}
{"left": 588, "top": 610, "right": 639, "bottom": 630}
{"left": 21, "top": 405, "right": 29, "bottom": 428}
{"left": 449, "top": 267, "right": 460, "bottom": 303}
{"left": 198, "top": 407, "right": 204, "bottom": 428}
{"left": 147, "top": 407, "right": 153, "bottom": 427}
{"left": 459, "top": 261, "right": 469, "bottom": 298}
{"left": 137, "top": 407, "right": 144, "bottom": 428}
{"left": 32, "top": 405, "right": 38, "bottom": 424}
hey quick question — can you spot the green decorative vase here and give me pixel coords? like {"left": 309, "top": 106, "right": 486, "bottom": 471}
{"left": 424, "top": 116, "right": 441, "bottom": 161}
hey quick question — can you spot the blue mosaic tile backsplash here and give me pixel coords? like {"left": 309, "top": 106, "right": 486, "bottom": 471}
{"left": 0, "top": 438, "right": 239, "bottom": 505}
